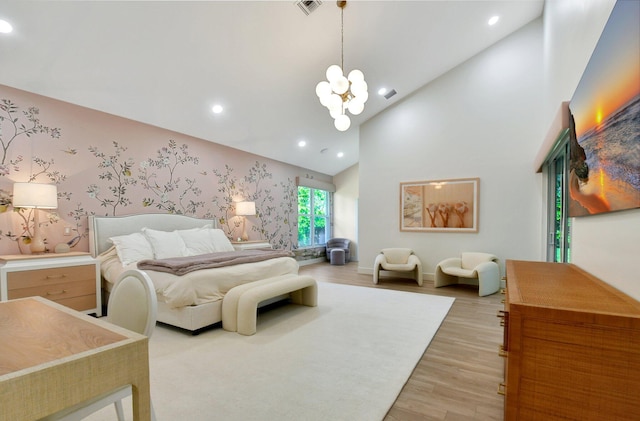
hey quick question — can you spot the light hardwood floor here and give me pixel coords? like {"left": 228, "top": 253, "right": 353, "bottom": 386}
{"left": 299, "top": 261, "right": 505, "bottom": 421}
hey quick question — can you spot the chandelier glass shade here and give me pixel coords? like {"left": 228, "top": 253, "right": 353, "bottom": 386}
{"left": 315, "top": 1, "right": 368, "bottom": 132}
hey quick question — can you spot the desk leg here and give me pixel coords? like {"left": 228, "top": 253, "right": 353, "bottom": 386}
{"left": 130, "top": 340, "right": 151, "bottom": 421}
{"left": 132, "top": 383, "right": 152, "bottom": 421}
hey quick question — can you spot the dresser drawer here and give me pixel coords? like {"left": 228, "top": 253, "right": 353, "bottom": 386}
{"left": 7, "top": 265, "right": 97, "bottom": 311}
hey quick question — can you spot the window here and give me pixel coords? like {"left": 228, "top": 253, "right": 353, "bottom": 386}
{"left": 544, "top": 129, "right": 571, "bottom": 263}
{"left": 298, "top": 186, "right": 330, "bottom": 247}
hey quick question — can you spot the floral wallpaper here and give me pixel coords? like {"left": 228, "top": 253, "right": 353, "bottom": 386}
{"left": 0, "top": 84, "right": 327, "bottom": 255}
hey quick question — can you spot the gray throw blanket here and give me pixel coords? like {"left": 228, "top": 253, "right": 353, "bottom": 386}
{"left": 137, "top": 249, "right": 295, "bottom": 276}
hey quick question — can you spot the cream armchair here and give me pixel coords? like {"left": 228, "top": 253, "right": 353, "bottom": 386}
{"left": 373, "top": 248, "right": 423, "bottom": 286}
{"left": 434, "top": 252, "right": 500, "bottom": 296}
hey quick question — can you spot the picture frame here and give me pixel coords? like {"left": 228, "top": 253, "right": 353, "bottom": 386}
{"left": 400, "top": 177, "right": 479, "bottom": 233}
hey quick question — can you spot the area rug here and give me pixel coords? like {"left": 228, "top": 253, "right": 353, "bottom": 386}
{"left": 86, "top": 282, "right": 454, "bottom": 421}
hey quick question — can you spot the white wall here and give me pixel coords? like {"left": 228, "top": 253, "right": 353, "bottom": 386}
{"left": 543, "top": 0, "right": 640, "bottom": 300}
{"left": 357, "top": 19, "right": 545, "bottom": 277}
{"left": 337, "top": 0, "right": 640, "bottom": 301}
{"left": 332, "top": 163, "right": 359, "bottom": 261}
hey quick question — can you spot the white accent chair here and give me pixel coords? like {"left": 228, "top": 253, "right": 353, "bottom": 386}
{"left": 42, "top": 270, "right": 157, "bottom": 421}
{"left": 434, "top": 252, "right": 500, "bottom": 296}
{"left": 373, "top": 248, "right": 423, "bottom": 286}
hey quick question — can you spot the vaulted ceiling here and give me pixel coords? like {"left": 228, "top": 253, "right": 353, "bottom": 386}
{"left": 0, "top": 1, "right": 544, "bottom": 175}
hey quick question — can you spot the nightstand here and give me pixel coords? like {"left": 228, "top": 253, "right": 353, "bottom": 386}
{"left": 231, "top": 241, "right": 272, "bottom": 251}
{"left": 0, "top": 252, "right": 101, "bottom": 316}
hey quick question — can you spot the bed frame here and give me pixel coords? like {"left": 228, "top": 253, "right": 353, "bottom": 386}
{"left": 89, "top": 214, "right": 223, "bottom": 333}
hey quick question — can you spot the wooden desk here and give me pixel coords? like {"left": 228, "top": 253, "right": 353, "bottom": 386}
{"left": 0, "top": 297, "right": 151, "bottom": 420}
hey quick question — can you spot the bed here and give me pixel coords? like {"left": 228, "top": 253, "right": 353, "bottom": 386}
{"left": 89, "top": 214, "right": 299, "bottom": 332}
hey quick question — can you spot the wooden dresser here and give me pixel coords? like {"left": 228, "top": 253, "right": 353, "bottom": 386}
{"left": 500, "top": 260, "right": 640, "bottom": 420}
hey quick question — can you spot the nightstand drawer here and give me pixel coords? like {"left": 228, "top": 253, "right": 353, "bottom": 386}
{"left": 7, "top": 265, "right": 97, "bottom": 311}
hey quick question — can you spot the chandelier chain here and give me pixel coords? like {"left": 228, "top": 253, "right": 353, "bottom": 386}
{"left": 340, "top": 5, "right": 344, "bottom": 70}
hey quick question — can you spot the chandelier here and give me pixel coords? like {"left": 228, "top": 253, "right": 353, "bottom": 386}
{"left": 315, "top": 1, "right": 368, "bottom": 132}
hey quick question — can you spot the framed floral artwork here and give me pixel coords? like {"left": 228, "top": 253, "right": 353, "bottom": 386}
{"left": 400, "top": 178, "right": 479, "bottom": 233}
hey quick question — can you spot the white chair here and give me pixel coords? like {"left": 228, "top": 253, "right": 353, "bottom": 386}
{"left": 42, "top": 270, "right": 157, "bottom": 421}
{"left": 373, "top": 248, "right": 423, "bottom": 286}
{"left": 434, "top": 252, "right": 500, "bottom": 296}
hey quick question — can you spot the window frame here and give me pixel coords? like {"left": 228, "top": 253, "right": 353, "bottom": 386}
{"left": 297, "top": 186, "right": 331, "bottom": 248}
{"left": 544, "top": 129, "right": 571, "bottom": 263}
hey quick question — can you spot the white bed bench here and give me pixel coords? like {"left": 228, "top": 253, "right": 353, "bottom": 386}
{"left": 222, "top": 274, "right": 317, "bottom": 335}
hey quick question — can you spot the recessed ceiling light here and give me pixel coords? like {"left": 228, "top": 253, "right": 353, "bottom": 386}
{"left": 378, "top": 88, "right": 388, "bottom": 96}
{"left": 211, "top": 104, "right": 223, "bottom": 114}
{"left": 488, "top": 16, "right": 499, "bottom": 26}
{"left": 0, "top": 19, "right": 13, "bottom": 34}
{"left": 298, "top": 140, "right": 306, "bottom": 147}
{"left": 337, "top": 152, "right": 344, "bottom": 158}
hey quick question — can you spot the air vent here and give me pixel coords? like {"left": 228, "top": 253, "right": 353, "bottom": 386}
{"left": 296, "top": 0, "right": 322, "bottom": 16}
{"left": 384, "top": 89, "right": 397, "bottom": 100}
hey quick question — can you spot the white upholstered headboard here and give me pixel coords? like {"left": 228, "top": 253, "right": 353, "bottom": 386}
{"left": 89, "top": 214, "right": 216, "bottom": 256}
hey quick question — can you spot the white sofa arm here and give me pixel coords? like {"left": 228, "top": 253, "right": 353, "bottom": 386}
{"left": 474, "top": 261, "right": 500, "bottom": 296}
{"left": 373, "top": 253, "right": 387, "bottom": 285}
{"left": 434, "top": 257, "right": 462, "bottom": 288}
{"left": 407, "top": 255, "right": 423, "bottom": 286}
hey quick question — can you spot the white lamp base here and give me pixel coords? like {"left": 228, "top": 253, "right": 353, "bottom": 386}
{"left": 30, "top": 210, "right": 46, "bottom": 254}
{"left": 30, "top": 237, "right": 46, "bottom": 254}
{"left": 241, "top": 217, "right": 249, "bottom": 242}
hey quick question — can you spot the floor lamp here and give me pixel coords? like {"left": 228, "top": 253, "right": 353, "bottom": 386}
{"left": 235, "top": 201, "right": 255, "bottom": 242}
{"left": 12, "top": 182, "right": 58, "bottom": 254}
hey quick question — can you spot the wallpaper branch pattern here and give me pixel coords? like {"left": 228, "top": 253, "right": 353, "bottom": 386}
{"left": 139, "top": 139, "right": 204, "bottom": 215}
{"left": 0, "top": 91, "right": 313, "bottom": 254}
{"left": 88, "top": 142, "right": 137, "bottom": 215}
{"left": 0, "top": 99, "right": 61, "bottom": 175}
{"left": 211, "top": 164, "right": 242, "bottom": 237}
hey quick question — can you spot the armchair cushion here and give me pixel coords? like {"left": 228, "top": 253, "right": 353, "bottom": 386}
{"left": 380, "top": 248, "right": 413, "bottom": 264}
{"left": 461, "top": 252, "right": 496, "bottom": 270}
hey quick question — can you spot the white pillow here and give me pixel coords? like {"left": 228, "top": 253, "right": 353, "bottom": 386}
{"left": 109, "top": 232, "right": 154, "bottom": 265}
{"left": 210, "top": 229, "right": 235, "bottom": 252}
{"left": 177, "top": 227, "right": 217, "bottom": 256}
{"left": 142, "top": 227, "right": 188, "bottom": 259}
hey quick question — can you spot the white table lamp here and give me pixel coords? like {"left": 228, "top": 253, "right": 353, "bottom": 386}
{"left": 12, "top": 182, "right": 58, "bottom": 253}
{"left": 235, "top": 201, "right": 255, "bottom": 242}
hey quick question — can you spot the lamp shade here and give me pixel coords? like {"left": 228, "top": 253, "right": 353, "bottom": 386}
{"left": 12, "top": 183, "right": 58, "bottom": 209}
{"left": 235, "top": 201, "right": 255, "bottom": 216}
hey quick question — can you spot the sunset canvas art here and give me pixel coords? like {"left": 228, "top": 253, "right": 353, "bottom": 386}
{"left": 568, "top": 0, "right": 640, "bottom": 217}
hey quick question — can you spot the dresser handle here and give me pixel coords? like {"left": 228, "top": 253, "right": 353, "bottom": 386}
{"left": 499, "top": 344, "right": 508, "bottom": 358}
{"left": 46, "top": 289, "right": 67, "bottom": 296}
{"left": 45, "top": 274, "right": 67, "bottom": 279}
{"left": 497, "top": 310, "right": 508, "bottom": 327}
{"left": 497, "top": 383, "right": 506, "bottom": 396}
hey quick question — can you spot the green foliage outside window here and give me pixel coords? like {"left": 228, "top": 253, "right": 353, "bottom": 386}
{"left": 298, "top": 186, "right": 329, "bottom": 247}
